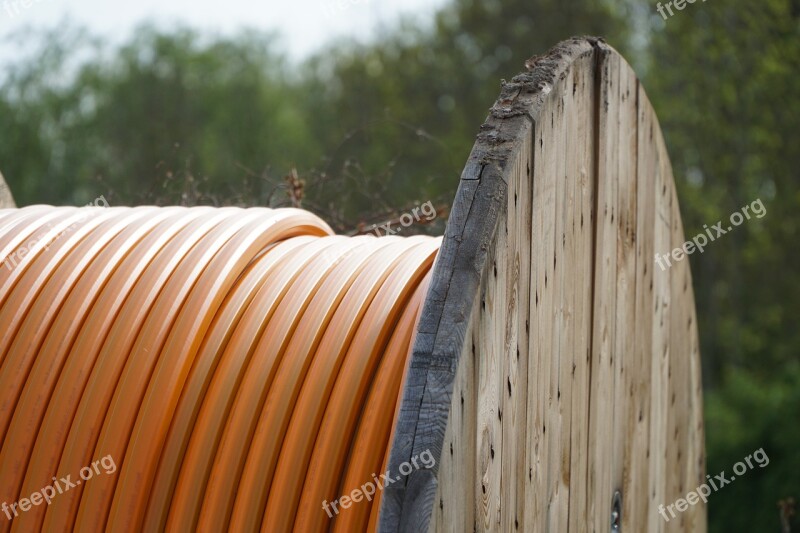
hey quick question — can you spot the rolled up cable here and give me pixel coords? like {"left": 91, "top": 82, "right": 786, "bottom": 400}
{"left": 10, "top": 207, "right": 212, "bottom": 533}
{"left": 0, "top": 205, "right": 439, "bottom": 533}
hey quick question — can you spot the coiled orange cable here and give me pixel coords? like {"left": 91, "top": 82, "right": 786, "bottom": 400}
{"left": 0, "top": 205, "right": 440, "bottom": 533}
{"left": 13, "top": 207, "right": 212, "bottom": 533}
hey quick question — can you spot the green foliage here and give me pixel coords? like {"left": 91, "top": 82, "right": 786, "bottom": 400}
{"left": 1, "top": 24, "right": 320, "bottom": 208}
{"left": 704, "top": 364, "right": 800, "bottom": 531}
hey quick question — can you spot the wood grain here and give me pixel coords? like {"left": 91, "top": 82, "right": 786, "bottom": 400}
{"left": 380, "top": 37, "right": 705, "bottom": 533}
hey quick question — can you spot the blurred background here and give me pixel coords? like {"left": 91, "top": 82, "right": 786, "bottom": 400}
{"left": 1, "top": 0, "right": 797, "bottom": 530}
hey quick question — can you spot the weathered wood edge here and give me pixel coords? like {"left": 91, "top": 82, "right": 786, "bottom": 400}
{"left": 378, "top": 36, "right": 604, "bottom": 533}
{"left": 0, "top": 171, "right": 16, "bottom": 209}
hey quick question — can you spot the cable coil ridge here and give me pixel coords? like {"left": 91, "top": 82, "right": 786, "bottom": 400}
{"left": 0, "top": 205, "right": 440, "bottom": 533}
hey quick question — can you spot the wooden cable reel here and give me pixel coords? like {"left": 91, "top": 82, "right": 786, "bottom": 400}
{"left": 380, "top": 38, "right": 705, "bottom": 533}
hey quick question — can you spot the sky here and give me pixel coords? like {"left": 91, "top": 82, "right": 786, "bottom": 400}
{"left": 0, "top": 0, "right": 447, "bottom": 66}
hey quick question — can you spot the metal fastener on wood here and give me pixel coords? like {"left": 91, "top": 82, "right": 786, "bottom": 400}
{"left": 611, "top": 490, "right": 622, "bottom": 532}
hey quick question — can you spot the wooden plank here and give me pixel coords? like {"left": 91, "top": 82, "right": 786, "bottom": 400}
{"left": 665, "top": 165, "right": 688, "bottom": 533}
{"left": 653, "top": 122, "right": 705, "bottom": 533}
{"left": 625, "top": 84, "right": 657, "bottom": 530}
{"left": 566, "top": 51, "right": 597, "bottom": 533}
{"left": 647, "top": 122, "right": 672, "bottom": 533}
{"left": 522, "top": 115, "right": 542, "bottom": 533}
{"left": 683, "top": 248, "right": 706, "bottom": 533}
{"left": 675, "top": 161, "right": 706, "bottom": 530}
{"left": 537, "top": 72, "right": 559, "bottom": 533}
{"left": 611, "top": 52, "right": 639, "bottom": 526}
{"left": 475, "top": 177, "right": 508, "bottom": 531}
{"left": 523, "top": 69, "right": 557, "bottom": 533}
{"left": 546, "top": 65, "right": 571, "bottom": 532}
{"left": 586, "top": 42, "right": 619, "bottom": 533}
{"left": 665, "top": 156, "right": 705, "bottom": 532}
{"left": 499, "top": 130, "right": 533, "bottom": 532}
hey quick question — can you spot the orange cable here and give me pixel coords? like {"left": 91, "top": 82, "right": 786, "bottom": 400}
{"left": 0, "top": 206, "right": 439, "bottom": 533}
